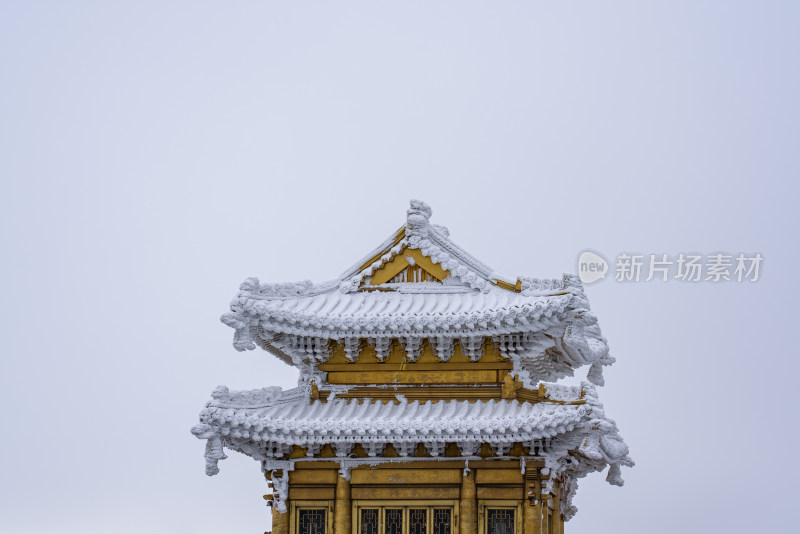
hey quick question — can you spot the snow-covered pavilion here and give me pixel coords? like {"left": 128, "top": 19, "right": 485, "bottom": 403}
{"left": 192, "top": 199, "right": 632, "bottom": 534}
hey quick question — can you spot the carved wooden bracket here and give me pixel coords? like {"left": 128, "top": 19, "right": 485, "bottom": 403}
{"left": 501, "top": 374, "right": 523, "bottom": 400}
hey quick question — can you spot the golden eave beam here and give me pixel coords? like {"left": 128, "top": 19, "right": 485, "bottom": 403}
{"left": 493, "top": 278, "right": 523, "bottom": 293}
{"left": 357, "top": 226, "right": 407, "bottom": 273}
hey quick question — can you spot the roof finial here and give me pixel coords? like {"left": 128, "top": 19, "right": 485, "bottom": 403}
{"left": 407, "top": 199, "right": 432, "bottom": 229}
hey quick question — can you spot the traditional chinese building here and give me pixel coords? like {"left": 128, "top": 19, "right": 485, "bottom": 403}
{"left": 192, "top": 200, "right": 632, "bottom": 534}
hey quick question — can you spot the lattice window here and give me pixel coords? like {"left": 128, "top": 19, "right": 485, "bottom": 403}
{"left": 298, "top": 509, "right": 327, "bottom": 534}
{"left": 409, "top": 509, "right": 427, "bottom": 534}
{"left": 432, "top": 509, "right": 451, "bottom": 534}
{"left": 486, "top": 509, "right": 515, "bottom": 534}
{"left": 386, "top": 509, "right": 403, "bottom": 534}
{"left": 361, "top": 509, "right": 379, "bottom": 534}
{"left": 355, "top": 505, "right": 453, "bottom": 534}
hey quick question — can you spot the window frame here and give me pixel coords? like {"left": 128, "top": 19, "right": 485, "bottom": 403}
{"left": 351, "top": 500, "right": 459, "bottom": 534}
{"left": 291, "top": 500, "right": 334, "bottom": 534}
{"left": 477, "top": 501, "right": 522, "bottom": 534}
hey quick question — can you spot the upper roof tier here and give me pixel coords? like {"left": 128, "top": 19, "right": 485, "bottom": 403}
{"left": 221, "top": 200, "right": 612, "bottom": 383}
{"left": 228, "top": 285, "right": 575, "bottom": 339}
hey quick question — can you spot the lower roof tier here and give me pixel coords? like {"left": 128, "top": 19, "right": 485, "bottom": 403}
{"left": 196, "top": 389, "right": 585, "bottom": 447}
{"left": 191, "top": 382, "right": 631, "bottom": 480}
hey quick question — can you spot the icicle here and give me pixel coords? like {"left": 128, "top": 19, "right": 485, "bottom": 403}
{"left": 343, "top": 338, "right": 360, "bottom": 362}
{"left": 393, "top": 442, "right": 414, "bottom": 457}
{"left": 606, "top": 463, "right": 624, "bottom": 486}
{"left": 459, "top": 337, "right": 483, "bottom": 361}
{"left": 430, "top": 336, "right": 454, "bottom": 362}
{"left": 425, "top": 442, "right": 445, "bottom": 457}
{"left": 493, "top": 443, "right": 511, "bottom": 456}
{"left": 373, "top": 337, "right": 391, "bottom": 361}
{"left": 364, "top": 442, "right": 385, "bottom": 457}
{"left": 338, "top": 463, "right": 352, "bottom": 481}
{"left": 458, "top": 441, "right": 480, "bottom": 456}
{"left": 271, "top": 470, "right": 290, "bottom": 513}
{"left": 334, "top": 442, "right": 354, "bottom": 457}
{"left": 587, "top": 362, "right": 605, "bottom": 386}
{"left": 403, "top": 336, "right": 422, "bottom": 361}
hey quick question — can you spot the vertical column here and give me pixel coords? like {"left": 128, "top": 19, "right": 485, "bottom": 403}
{"left": 552, "top": 483, "right": 562, "bottom": 534}
{"left": 542, "top": 504, "right": 549, "bottom": 534}
{"left": 523, "top": 501, "right": 542, "bottom": 534}
{"left": 273, "top": 506, "right": 289, "bottom": 534}
{"left": 335, "top": 473, "right": 352, "bottom": 534}
{"left": 460, "top": 469, "right": 477, "bottom": 534}
{"left": 523, "top": 475, "right": 542, "bottom": 534}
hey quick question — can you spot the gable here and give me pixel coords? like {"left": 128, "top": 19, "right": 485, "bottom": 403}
{"left": 337, "top": 200, "right": 525, "bottom": 294}
{"left": 366, "top": 247, "right": 450, "bottom": 286}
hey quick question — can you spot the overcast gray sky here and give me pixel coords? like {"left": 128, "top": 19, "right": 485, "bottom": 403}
{"left": 1, "top": 2, "right": 799, "bottom": 533}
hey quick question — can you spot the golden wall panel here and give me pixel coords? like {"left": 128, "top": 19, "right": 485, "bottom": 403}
{"left": 476, "top": 487, "right": 522, "bottom": 500}
{"left": 475, "top": 470, "right": 524, "bottom": 485}
{"left": 294, "top": 461, "right": 342, "bottom": 469}
{"left": 290, "top": 470, "right": 339, "bottom": 485}
{"left": 318, "top": 362, "right": 513, "bottom": 372}
{"left": 327, "top": 369, "right": 502, "bottom": 385}
{"left": 351, "top": 468, "right": 462, "bottom": 485}
{"left": 290, "top": 487, "right": 336, "bottom": 500}
{"left": 350, "top": 486, "right": 460, "bottom": 500}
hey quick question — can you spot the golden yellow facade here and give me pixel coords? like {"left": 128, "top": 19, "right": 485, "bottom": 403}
{"left": 274, "top": 463, "right": 565, "bottom": 534}
{"left": 263, "top": 332, "right": 572, "bottom": 534}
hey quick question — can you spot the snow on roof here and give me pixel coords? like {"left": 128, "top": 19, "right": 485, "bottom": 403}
{"left": 220, "top": 199, "right": 608, "bottom": 356}
{"left": 227, "top": 284, "right": 574, "bottom": 340}
{"left": 214, "top": 200, "right": 617, "bottom": 388}
{"left": 337, "top": 200, "right": 496, "bottom": 293}
{"left": 190, "top": 381, "right": 633, "bottom": 519}
{"left": 195, "top": 386, "right": 588, "bottom": 449}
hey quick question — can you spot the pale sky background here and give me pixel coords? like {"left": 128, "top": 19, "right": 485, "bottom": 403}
{"left": 1, "top": 2, "right": 799, "bottom": 533}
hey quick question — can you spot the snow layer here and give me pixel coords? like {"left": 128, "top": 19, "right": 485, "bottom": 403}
{"left": 219, "top": 200, "right": 614, "bottom": 385}
{"left": 191, "top": 381, "right": 632, "bottom": 519}
{"left": 227, "top": 286, "right": 573, "bottom": 339}
{"left": 194, "top": 386, "right": 588, "bottom": 451}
